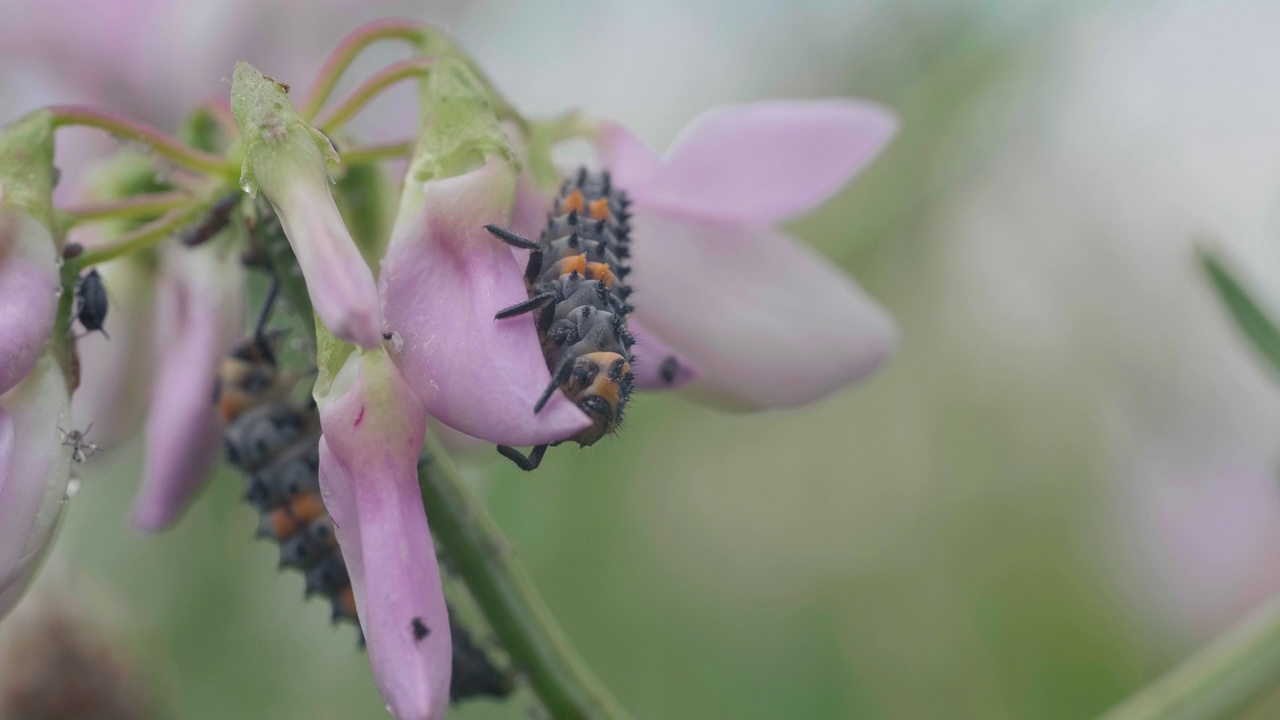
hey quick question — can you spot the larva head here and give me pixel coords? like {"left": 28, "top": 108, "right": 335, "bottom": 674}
{"left": 565, "top": 351, "right": 634, "bottom": 446}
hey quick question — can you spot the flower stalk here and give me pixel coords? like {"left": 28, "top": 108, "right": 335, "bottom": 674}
{"left": 418, "top": 430, "right": 635, "bottom": 720}
{"left": 314, "top": 58, "right": 437, "bottom": 134}
{"left": 1099, "top": 591, "right": 1280, "bottom": 720}
{"left": 72, "top": 195, "right": 219, "bottom": 267}
{"left": 47, "top": 106, "right": 233, "bottom": 177}
{"left": 58, "top": 191, "right": 191, "bottom": 228}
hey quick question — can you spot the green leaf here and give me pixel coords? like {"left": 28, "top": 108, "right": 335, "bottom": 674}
{"left": 1201, "top": 248, "right": 1280, "bottom": 378}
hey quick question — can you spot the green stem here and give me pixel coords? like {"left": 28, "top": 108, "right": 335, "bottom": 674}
{"left": 418, "top": 431, "right": 635, "bottom": 720}
{"left": 337, "top": 140, "right": 414, "bottom": 165}
{"left": 48, "top": 105, "right": 233, "bottom": 177}
{"left": 73, "top": 195, "right": 215, "bottom": 266}
{"left": 298, "top": 18, "right": 433, "bottom": 121}
{"left": 58, "top": 191, "right": 191, "bottom": 228}
{"left": 315, "top": 58, "right": 437, "bottom": 134}
{"left": 1099, "top": 592, "right": 1280, "bottom": 720}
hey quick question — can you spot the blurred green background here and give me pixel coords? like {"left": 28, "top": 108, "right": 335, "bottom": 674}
{"left": 8, "top": 0, "right": 1280, "bottom": 718}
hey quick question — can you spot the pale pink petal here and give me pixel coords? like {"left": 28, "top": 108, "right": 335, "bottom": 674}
{"left": 0, "top": 355, "right": 71, "bottom": 608}
{"left": 270, "top": 172, "right": 383, "bottom": 348}
{"left": 0, "top": 206, "right": 59, "bottom": 395}
{"left": 633, "top": 100, "right": 897, "bottom": 225}
{"left": 627, "top": 318, "right": 699, "bottom": 390}
{"left": 596, "top": 121, "right": 662, "bottom": 193}
{"left": 317, "top": 351, "right": 450, "bottom": 720}
{"left": 630, "top": 210, "right": 896, "bottom": 409}
{"left": 381, "top": 157, "right": 591, "bottom": 446}
{"left": 71, "top": 254, "right": 157, "bottom": 450}
{"left": 132, "top": 247, "right": 244, "bottom": 532}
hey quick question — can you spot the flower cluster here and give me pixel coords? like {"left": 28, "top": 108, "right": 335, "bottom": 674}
{"left": 0, "top": 20, "right": 897, "bottom": 720}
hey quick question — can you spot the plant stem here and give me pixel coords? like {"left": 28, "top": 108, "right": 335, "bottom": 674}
{"left": 314, "top": 58, "right": 437, "bottom": 133}
{"left": 47, "top": 105, "right": 232, "bottom": 177}
{"left": 1099, "top": 592, "right": 1280, "bottom": 720}
{"left": 298, "top": 19, "right": 432, "bottom": 121}
{"left": 73, "top": 196, "right": 215, "bottom": 266}
{"left": 58, "top": 191, "right": 191, "bottom": 227}
{"left": 418, "top": 431, "right": 635, "bottom": 720}
{"left": 336, "top": 140, "right": 414, "bottom": 165}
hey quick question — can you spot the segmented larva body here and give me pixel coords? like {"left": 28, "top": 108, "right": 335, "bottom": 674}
{"left": 489, "top": 168, "right": 637, "bottom": 471}
{"left": 215, "top": 334, "right": 515, "bottom": 701}
{"left": 214, "top": 336, "right": 359, "bottom": 627}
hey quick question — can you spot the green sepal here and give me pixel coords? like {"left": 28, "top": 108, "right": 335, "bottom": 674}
{"left": 0, "top": 110, "right": 57, "bottom": 228}
{"left": 408, "top": 57, "right": 514, "bottom": 183}
{"left": 1201, "top": 247, "right": 1280, "bottom": 381}
{"left": 230, "top": 61, "right": 339, "bottom": 197}
{"left": 312, "top": 317, "right": 357, "bottom": 402}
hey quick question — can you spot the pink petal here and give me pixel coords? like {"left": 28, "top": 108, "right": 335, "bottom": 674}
{"left": 132, "top": 248, "right": 244, "bottom": 532}
{"left": 596, "top": 121, "right": 662, "bottom": 193}
{"left": 627, "top": 318, "right": 699, "bottom": 390}
{"left": 0, "top": 206, "right": 59, "bottom": 395}
{"left": 317, "top": 352, "right": 450, "bottom": 720}
{"left": 380, "top": 157, "right": 591, "bottom": 446}
{"left": 630, "top": 210, "right": 897, "bottom": 409}
{"left": 633, "top": 100, "right": 897, "bottom": 225}
{"left": 71, "top": 254, "right": 157, "bottom": 450}
{"left": 270, "top": 171, "right": 384, "bottom": 349}
{"left": 0, "top": 355, "right": 71, "bottom": 606}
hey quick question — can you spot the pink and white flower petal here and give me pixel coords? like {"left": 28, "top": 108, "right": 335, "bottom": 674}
{"left": 627, "top": 318, "right": 699, "bottom": 391}
{"left": 629, "top": 210, "right": 897, "bottom": 410}
{"left": 317, "top": 350, "right": 450, "bottom": 720}
{"left": 0, "top": 354, "right": 71, "bottom": 612}
{"left": 132, "top": 246, "right": 244, "bottom": 532}
{"left": 0, "top": 206, "right": 59, "bottom": 395}
{"left": 380, "top": 156, "right": 590, "bottom": 446}
{"left": 610, "top": 100, "right": 898, "bottom": 226}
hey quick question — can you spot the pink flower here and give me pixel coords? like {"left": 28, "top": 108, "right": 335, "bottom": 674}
{"left": 0, "top": 204, "right": 59, "bottom": 396}
{"left": 316, "top": 349, "right": 451, "bottom": 720}
{"left": 380, "top": 154, "right": 591, "bottom": 446}
{"left": 0, "top": 354, "right": 72, "bottom": 619}
{"left": 598, "top": 100, "right": 900, "bottom": 409}
{"left": 130, "top": 245, "right": 244, "bottom": 532}
{"left": 232, "top": 62, "right": 383, "bottom": 349}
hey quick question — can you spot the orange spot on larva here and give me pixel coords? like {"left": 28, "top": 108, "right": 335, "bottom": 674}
{"left": 588, "top": 198, "right": 610, "bottom": 220}
{"left": 563, "top": 190, "right": 585, "bottom": 213}
{"left": 290, "top": 492, "right": 327, "bottom": 523}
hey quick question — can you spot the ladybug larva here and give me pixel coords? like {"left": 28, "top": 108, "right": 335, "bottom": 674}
{"left": 487, "top": 168, "right": 637, "bottom": 471}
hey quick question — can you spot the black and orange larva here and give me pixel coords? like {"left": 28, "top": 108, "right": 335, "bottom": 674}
{"left": 486, "top": 168, "right": 638, "bottom": 471}
{"left": 214, "top": 206, "right": 513, "bottom": 702}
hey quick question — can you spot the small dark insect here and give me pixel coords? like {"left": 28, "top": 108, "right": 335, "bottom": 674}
{"left": 61, "top": 242, "right": 84, "bottom": 260}
{"left": 59, "top": 425, "right": 99, "bottom": 463}
{"left": 659, "top": 356, "right": 680, "bottom": 385}
{"left": 73, "top": 269, "right": 109, "bottom": 339}
{"left": 411, "top": 617, "right": 429, "bottom": 641}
